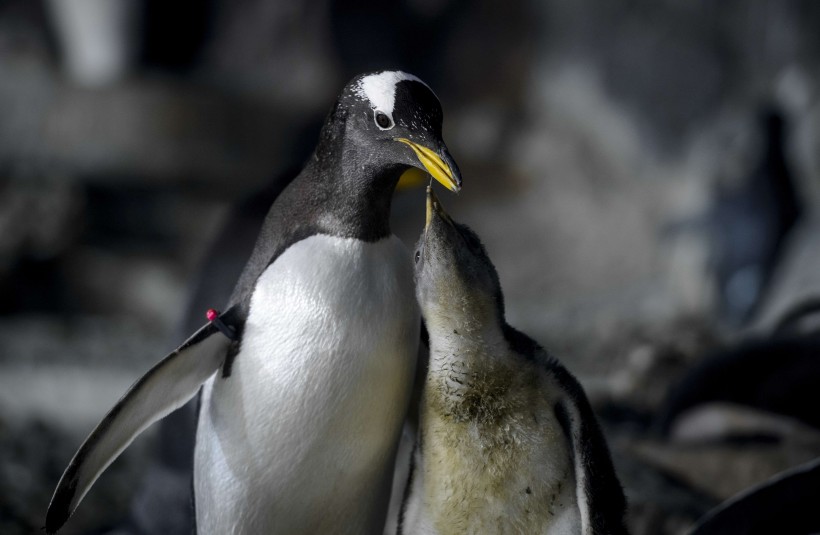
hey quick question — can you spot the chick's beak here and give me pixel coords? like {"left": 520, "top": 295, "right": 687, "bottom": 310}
{"left": 425, "top": 185, "right": 454, "bottom": 229}
{"left": 396, "top": 138, "right": 462, "bottom": 193}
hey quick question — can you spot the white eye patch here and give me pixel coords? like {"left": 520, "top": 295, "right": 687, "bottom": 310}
{"left": 353, "top": 71, "right": 433, "bottom": 116}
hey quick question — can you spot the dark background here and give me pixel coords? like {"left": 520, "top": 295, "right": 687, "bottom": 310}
{"left": 2, "top": 1, "right": 820, "bottom": 533}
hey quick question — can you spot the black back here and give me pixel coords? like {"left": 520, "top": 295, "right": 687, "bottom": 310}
{"left": 691, "top": 458, "right": 820, "bottom": 535}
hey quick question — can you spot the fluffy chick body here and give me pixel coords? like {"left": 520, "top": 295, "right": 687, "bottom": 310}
{"left": 400, "top": 188, "right": 627, "bottom": 535}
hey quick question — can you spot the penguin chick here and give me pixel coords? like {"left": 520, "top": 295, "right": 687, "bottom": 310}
{"left": 46, "top": 71, "right": 462, "bottom": 535}
{"left": 399, "top": 188, "right": 628, "bottom": 535}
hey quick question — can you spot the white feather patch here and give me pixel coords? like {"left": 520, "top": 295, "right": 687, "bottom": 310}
{"left": 353, "top": 71, "right": 432, "bottom": 114}
{"left": 195, "top": 234, "right": 420, "bottom": 534}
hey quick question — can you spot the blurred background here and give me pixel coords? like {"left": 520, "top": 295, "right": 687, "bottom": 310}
{"left": 3, "top": 1, "right": 820, "bottom": 533}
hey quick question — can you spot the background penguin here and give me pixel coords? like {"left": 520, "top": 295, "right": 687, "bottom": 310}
{"left": 690, "top": 457, "right": 820, "bottom": 535}
{"left": 45, "top": 70, "right": 462, "bottom": 534}
{"left": 709, "top": 108, "right": 802, "bottom": 325}
{"left": 657, "top": 297, "right": 820, "bottom": 437}
{"left": 399, "top": 188, "right": 627, "bottom": 535}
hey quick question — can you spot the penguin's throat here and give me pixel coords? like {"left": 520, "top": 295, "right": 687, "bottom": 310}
{"left": 427, "top": 340, "right": 515, "bottom": 424}
{"left": 424, "top": 301, "right": 503, "bottom": 355}
{"left": 312, "top": 141, "right": 406, "bottom": 194}
{"left": 426, "top": 317, "right": 510, "bottom": 407}
{"left": 305, "top": 156, "right": 403, "bottom": 241}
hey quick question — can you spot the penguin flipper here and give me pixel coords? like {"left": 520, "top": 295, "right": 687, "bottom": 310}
{"left": 45, "top": 320, "right": 233, "bottom": 534}
{"left": 551, "top": 367, "right": 628, "bottom": 535}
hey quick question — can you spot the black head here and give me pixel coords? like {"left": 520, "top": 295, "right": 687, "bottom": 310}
{"left": 414, "top": 187, "right": 504, "bottom": 333}
{"left": 315, "top": 71, "right": 462, "bottom": 193}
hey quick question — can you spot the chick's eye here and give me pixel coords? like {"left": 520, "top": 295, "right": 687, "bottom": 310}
{"left": 375, "top": 111, "right": 393, "bottom": 130}
{"left": 414, "top": 250, "right": 421, "bottom": 263}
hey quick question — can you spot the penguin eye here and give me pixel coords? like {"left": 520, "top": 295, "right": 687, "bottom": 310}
{"left": 414, "top": 250, "right": 421, "bottom": 263}
{"left": 375, "top": 111, "right": 394, "bottom": 130}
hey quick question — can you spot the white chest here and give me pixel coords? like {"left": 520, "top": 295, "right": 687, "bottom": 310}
{"left": 195, "top": 234, "right": 420, "bottom": 534}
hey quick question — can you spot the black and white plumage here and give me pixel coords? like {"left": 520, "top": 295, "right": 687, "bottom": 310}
{"left": 399, "top": 188, "right": 627, "bottom": 535}
{"left": 45, "top": 70, "right": 462, "bottom": 534}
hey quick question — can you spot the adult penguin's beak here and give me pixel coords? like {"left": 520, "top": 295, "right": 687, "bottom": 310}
{"left": 395, "top": 167, "right": 428, "bottom": 191}
{"left": 395, "top": 138, "right": 462, "bottom": 193}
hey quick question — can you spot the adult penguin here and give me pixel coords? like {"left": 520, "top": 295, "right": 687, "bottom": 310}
{"left": 45, "top": 70, "right": 462, "bottom": 535}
